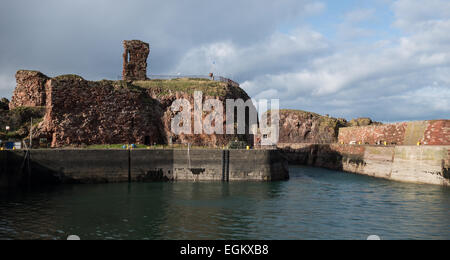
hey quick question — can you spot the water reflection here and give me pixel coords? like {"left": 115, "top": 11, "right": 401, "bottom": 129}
{"left": 0, "top": 166, "right": 449, "bottom": 240}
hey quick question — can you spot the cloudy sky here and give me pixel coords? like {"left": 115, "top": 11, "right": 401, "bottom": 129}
{"left": 0, "top": 0, "right": 449, "bottom": 122}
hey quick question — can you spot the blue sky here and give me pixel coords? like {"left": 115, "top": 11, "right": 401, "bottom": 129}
{"left": 306, "top": 0, "right": 398, "bottom": 40}
{"left": 0, "top": 0, "right": 449, "bottom": 122}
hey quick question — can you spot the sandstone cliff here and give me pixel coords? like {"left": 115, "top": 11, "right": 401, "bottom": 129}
{"left": 10, "top": 70, "right": 254, "bottom": 148}
{"left": 276, "top": 109, "right": 347, "bottom": 144}
{"left": 348, "top": 117, "right": 382, "bottom": 127}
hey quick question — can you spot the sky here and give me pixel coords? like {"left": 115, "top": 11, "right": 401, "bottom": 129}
{"left": 0, "top": 0, "right": 449, "bottom": 122}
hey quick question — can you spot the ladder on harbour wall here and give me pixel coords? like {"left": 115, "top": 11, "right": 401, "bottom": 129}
{"left": 222, "top": 150, "right": 230, "bottom": 182}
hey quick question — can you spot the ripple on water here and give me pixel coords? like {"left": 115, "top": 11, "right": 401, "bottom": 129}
{"left": 0, "top": 166, "right": 449, "bottom": 240}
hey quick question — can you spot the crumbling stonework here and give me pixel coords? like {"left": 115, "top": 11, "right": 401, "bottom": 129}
{"left": 338, "top": 120, "right": 450, "bottom": 145}
{"left": 339, "top": 123, "right": 408, "bottom": 145}
{"left": 348, "top": 117, "right": 381, "bottom": 127}
{"left": 122, "top": 40, "right": 150, "bottom": 81}
{"left": 38, "top": 75, "right": 164, "bottom": 147}
{"left": 9, "top": 70, "right": 48, "bottom": 109}
{"left": 423, "top": 120, "right": 450, "bottom": 145}
{"left": 10, "top": 70, "right": 253, "bottom": 148}
{"left": 277, "top": 110, "right": 346, "bottom": 144}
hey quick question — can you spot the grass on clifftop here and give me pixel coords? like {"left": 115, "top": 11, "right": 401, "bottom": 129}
{"left": 132, "top": 78, "right": 230, "bottom": 97}
{"left": 278, "top": 109, "right": 322, "bottom": 118}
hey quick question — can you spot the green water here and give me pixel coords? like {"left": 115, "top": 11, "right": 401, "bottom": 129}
{"left": 0, "top": 166, "right": 449, "bottom": 240}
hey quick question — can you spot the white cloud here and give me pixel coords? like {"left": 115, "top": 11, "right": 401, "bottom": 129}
{"left": 304, "top": 2, "right": 326, "bottom": 15}
{"left": 0, "top": 0, "right": 449, "bottom": 121}
{"left": 234, "top": 1, "right": 450, "bottom": 121}
{"left": 175, "top": 28, "right": 329, "bottom": 80}
{"left": 392, "top": 0, "right": 450, "bottom": 29}
{"left": 344, "top": 8, "right": 376, "bottom": 23}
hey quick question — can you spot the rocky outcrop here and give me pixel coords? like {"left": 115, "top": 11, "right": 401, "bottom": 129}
{"left": 277, "top": 110, "right": 346, "bottom": 144}
{"left": 123, "top": 40, "right": 149, "bottom": 81}
{"left": 348, "top": 117, "right": 381, "bottom": 127}
{"left": 10, "top": 71, "right": 254, "bottom": 148}
{"left": 38, "top": 75, "right": 164, "bottom": 147}
{"left": 9, "top": 70, "right": 48, "bottom": 109}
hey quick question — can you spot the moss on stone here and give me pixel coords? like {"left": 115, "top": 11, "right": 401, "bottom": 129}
{"left": 53, "top": 74, "right": 85, "bottom": 81}
{"left": 278, "top": 109, "right": 322, "bottom": 118}
{"left": 132, "top": 78, "right": 230, "bottom": 97}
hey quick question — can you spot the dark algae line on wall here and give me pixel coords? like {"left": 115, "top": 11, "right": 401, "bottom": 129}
{"left": 0, "top": 149, "right": 289, "bottom": 188}
{"left": 278, "top": 144, "right": 450, "bottom": 186}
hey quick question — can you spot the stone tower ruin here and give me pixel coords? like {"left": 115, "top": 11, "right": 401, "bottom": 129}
{"left": 122, "top": 40, "right": 150, "bottom": 81}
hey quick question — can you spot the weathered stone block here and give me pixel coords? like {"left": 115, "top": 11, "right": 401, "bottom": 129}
{"left": 122, "top": 40, "right": 150, "bottom": 81}
{"left": 10, "top": 70, "right": 49, "bottom": 109}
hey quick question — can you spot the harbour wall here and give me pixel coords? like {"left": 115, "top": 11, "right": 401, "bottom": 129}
{"left": 338, "top": 120, "right": 449, "bottom": 145}
{"left": 278, "top": 144, "right": 450, "bottom": 186}
{"left": 0, "top": 149, "right": 289, "bottom": 188}
{"left": 0, "top": 150, "right": 7, "bottom": 189}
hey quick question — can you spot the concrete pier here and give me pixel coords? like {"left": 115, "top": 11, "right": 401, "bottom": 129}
{"left": 0, "top": 149, "right": 289, "bottom": 188}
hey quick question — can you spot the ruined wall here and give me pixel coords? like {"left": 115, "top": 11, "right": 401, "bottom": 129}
{"left": 278, "top": 143, "right": 450, "bottom": 186}
{"left": 38, "top": 75, "right": 164, "bottom": 147}
{"left": 277, "top": 110, "right": 345, "bottom": 144}
{"left": 0, "top": 150, "right": 7, "bottom": 189}
{"left": 338, "top": 120, "right": 450, "bottom": 145}
{"left": 9, "top": 70, "right": 254, "bottom": 148}
{"left": 9, "top": 70, "right": 48, "bottom": 109}
{"left": 122, "top": 40, "right": 149, "bottom": 81}
{"left": 423, "top": 120, "right": 450, "bottom": 145}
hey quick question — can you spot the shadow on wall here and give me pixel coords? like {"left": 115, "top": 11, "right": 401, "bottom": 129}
{"left": 1, "top": 150, "right": 142, "bottom": 188}
{"left": 444, "top": 167, "right": 450, "bottom": 180}
{"left": 1, "top": 150, "right": 64, "bottom": 189}
{"left": 0, "top": 149, "right": 289, "bottom": 188}
{"left": 278, "top": 144, "right": 366, "bottom": 172}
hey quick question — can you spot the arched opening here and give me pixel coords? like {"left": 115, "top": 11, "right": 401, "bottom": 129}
{"left": 144, "top": 136, "right": 151, "bottom": 146}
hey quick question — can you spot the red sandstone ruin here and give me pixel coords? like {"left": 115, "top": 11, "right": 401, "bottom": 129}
{"left": 7, "top": 40, "right": 255, "bottom": 148}
{"left": 122, "top": 40, "right": 150, "bottom": 81}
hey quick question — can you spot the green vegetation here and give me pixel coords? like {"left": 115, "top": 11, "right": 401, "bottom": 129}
{"left": 132, "top": 78, "right": 230, "bottom": 97}
{"left": 228, "top": 140, "right": 248, "bottom": 149}
{"left": 0, "top": 98, "right": 9, "bottom": 110}
{"left": 0, "top": 106, "right": 46, "bottom": 141}
{"left": 278, "top": 109, "right": 322, "bottom": 118}
{"left": 84, "top": 144, "right": 230, "bottom": 150}
{"left": 53, "top": 74, "right": 85, "bottom": 81}
{"left": 86, "top": 144, "right": 127, "bottom": 150}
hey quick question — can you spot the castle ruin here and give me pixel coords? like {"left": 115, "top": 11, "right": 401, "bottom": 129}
{"left": 122, "top": 40, "right": 150, "bottom": 81}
